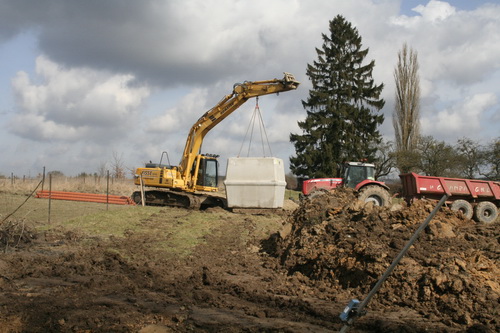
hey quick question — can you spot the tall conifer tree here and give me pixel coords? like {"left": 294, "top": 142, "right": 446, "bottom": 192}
{"left": 290, "top": 15, "right": 385, "bottom": 178}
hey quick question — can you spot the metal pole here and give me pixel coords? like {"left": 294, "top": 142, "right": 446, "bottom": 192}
{"left": 340, "top": 194, "right": 449, "bottom": 332}
{"left": 42, "top": 166, "right": 45, "bottom": 191}
{"left": 106, "top": 170, "right": 110, "bottom": 211}
{"left": 48, "top": 174, "right": 52, "bottom": 224}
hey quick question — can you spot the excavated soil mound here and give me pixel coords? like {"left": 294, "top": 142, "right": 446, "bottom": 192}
{"left": 272, "top": 188, "right": 499, "bottom": 331}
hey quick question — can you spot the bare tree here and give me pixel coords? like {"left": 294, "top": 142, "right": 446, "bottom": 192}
{"left": 97, "top": 162, "right": 107, "bottom": 178}
{"left": 111, "top": 151, "right": 126, "bottom": 179}
{"left": 373, "top": 139, "right": 396, "bottom": 179}
{"left": 481, "top": 137, "right": 500, "bottom": 180}
{"left": 393, "top": 43, "right": 421, "bottom": 173}
{"left": 416, "top": 136, "right": 461, "bottom": 177}
{"left": 455, "top": 137, "right": 482, "bottom": 179}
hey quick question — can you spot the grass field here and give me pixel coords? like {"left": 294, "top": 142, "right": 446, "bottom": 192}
{"left": 0, "top": 177, "right": 285, "bottom": 258}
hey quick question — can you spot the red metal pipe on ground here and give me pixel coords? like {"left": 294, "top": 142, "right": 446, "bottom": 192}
{"left": 35, "top": 190, "right": 136, "bottom": 206}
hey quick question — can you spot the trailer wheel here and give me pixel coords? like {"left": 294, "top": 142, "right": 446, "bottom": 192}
{"left": 358, "top": 186, "right": 391, "bottom": 207}
{"left": 474, "top": 201, "right": 498, "bottom": 224}
{"left": 450, "top": 200, "right": 473, "bottom": 220}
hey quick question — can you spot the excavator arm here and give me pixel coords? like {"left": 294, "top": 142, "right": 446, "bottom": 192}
{"left": 179, "top": 73, "right": 300, "bottom": 186}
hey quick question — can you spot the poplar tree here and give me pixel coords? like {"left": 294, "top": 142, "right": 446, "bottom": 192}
{"left": 290, "top": 15, "right": 385, "bottom": 179}
{"left": 393, "top": 43, "right": 421, "bottom": 173}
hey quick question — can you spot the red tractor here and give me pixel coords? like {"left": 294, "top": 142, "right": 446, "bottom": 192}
{"left": 301, "top": 161, "right": 391, "bottom": 206}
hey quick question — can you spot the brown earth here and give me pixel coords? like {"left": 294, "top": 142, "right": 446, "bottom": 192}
{"left": 0, "top": 189, "right": 498, "bottom": 332}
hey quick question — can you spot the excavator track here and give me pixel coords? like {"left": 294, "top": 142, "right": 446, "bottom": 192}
{"left": 131, "top": 190, "right": 225, "bottom": 210}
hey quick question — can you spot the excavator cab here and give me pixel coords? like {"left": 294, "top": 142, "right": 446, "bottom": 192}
{"left": 194, "top": 154, "right": 219, "bottom": 191}
{"left": 342, "top": 162, "right": 376, "bottom": 188}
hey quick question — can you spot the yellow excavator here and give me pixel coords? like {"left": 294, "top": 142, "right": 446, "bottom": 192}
{"left": 132, "top": 73, "right": 300, "bottom": 208}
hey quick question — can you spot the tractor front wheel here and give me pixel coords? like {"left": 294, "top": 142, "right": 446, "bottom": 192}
{"left": 358, "top": 186, "right": 391, "bottom": 207}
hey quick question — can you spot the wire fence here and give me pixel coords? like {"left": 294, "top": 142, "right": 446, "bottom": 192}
{"left": 0, "top": 170, "right": 138, "bottom": 229}
{"left": 1, "top": 173, "right": 136, "bottom": 196}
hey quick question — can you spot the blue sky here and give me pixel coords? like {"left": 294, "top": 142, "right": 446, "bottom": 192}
{"left": 0, "top": 0, "right": 499, "bottom": 177}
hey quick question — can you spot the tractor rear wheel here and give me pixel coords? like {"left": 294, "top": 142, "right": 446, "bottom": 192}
{"left": 450, "top": 199, "right": 473, "bottom": 220}
{"left": 358, "top": 186, "right": 391, "bottom": 207}
{"left": 473, "top": 201, "right": 498, "bottom": 224}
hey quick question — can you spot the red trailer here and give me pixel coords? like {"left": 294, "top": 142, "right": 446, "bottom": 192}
{"left": 400, "top": 172, "right": 500, "bottom": 223}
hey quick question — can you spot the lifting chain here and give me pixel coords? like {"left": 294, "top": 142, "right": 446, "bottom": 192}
{"left": 237, "top": 97, "right": 273, "bottom": 157}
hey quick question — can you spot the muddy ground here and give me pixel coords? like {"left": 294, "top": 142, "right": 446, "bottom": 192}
{"left": 0, "top": 189, "right": 498, "bottom": 332}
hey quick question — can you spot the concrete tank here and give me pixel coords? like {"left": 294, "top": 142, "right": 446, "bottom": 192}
{"left": 224, "top": 157, "right": 286, "bottom": 208}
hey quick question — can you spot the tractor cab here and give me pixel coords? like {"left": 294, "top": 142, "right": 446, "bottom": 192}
{"left": 342, "top": 162, "right": 376, "bottom": 188}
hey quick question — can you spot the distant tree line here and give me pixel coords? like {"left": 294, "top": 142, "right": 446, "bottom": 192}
{"left": 375, "top": 136, "right": 500, "bottom": 180}
{"left": 3, "top": 151, "right": 130, "bottom": 180}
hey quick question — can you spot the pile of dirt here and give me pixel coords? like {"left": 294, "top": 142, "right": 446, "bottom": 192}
{"left": 271, "top": 188, "right": 499, "bottom": 331}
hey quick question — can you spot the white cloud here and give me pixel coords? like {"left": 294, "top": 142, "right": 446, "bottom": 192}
{"left": 390, "top": 0, "right": 456, "bottom": 28}
{"left": 413, "top": 0, "right": 456, "bottom": 22}
{"left": 421, "top": 93, "right": 497, "bottom": 138}
{"left": 10, "top": 56, "right": 150, "bottom": 142}
{"left": 385, "top": 1, "right": 500, "bottom": 86}
{"left": 148, "top": 112, "right": 177, "bottom": 133}
{"left": 147, "top": 88, "right": 210, "bottom": 134}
